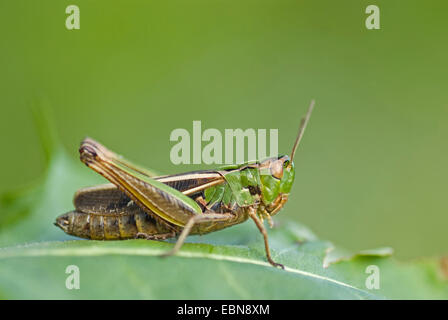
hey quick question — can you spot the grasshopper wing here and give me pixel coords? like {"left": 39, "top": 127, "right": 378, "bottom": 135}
{"left": 74, "top": 171, "right": 227, "bottom": 214}
{"left": 73, "top": 183, "right": 137, "bottom": 214}
{"left": 79, "top": 138, "right": 225, "bottom": 227}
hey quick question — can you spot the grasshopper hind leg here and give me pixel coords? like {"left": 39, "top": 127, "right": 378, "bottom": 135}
{"left": 160, "top": 213, "right": 235, "bottom": 258}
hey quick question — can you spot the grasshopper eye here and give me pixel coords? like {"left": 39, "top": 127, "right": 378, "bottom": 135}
{"left": 283, "top": 160, "right": 290, "bottom": 168}
{"left": 270, "top": 160, "right": 284, "bottom": 180}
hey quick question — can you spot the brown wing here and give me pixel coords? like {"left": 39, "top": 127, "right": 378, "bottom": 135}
{"left": 73, "top": 184, "right": 135, "bottom": 214}
{"left": 73, "top": 170, "right": 226, "bottom": 214}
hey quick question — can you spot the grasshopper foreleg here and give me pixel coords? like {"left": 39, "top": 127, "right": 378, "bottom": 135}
{"left": 160, "top": 213, "right": 234, "bottom": 257}
{"left": 248, "top": 208, "right": 284, "bottom": 269}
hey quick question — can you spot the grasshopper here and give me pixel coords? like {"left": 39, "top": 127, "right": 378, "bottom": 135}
{"left": 55, "top": 101, "right": 315, "bottom": 268}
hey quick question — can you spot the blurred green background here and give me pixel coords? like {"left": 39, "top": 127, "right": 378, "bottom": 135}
{"left": 0, "top": 0, "right": 447, "bottom": 259}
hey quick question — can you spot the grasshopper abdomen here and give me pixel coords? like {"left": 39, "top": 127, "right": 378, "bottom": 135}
{"left": 56, "top": 209, "right": 173, "bottom": 240}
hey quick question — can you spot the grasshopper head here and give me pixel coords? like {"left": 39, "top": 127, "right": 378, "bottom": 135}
{"left": 258, "top": 155, "right": 295, "bottom": 215}
{"left": 261, "top": 100, "right": 314, "bottom": 217}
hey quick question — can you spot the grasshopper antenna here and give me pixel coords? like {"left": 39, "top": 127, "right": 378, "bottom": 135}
{"left": 290, "top": 100, "right": 315, "bottom": 161}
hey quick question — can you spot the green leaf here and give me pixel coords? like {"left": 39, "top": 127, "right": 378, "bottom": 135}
{"left": 0, "top": 119, "right": 447, "bottom": 299}
{"left": 0, "top": 239, "right": 376, "bottom": 299}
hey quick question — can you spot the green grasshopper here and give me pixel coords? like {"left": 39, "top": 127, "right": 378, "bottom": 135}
{"left": 55, "top": 101, "right": 315, "bottom": 268}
